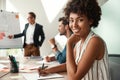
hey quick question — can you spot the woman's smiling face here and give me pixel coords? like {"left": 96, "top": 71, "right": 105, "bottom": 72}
{"left": 69, "top": 12, "right": 93, "bottom": 38}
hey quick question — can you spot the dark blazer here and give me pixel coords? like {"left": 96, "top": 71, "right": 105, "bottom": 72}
{"left": 14, "top": 23, "right": 45, "bottom": 48}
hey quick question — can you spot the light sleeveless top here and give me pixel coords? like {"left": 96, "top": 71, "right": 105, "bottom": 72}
{"left": 75, "top": 31, "right": 110, "bottom": 80}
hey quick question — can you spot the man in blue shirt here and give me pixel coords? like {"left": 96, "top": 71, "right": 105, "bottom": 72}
{"left": 45, "top": 17, "right": 72, "bottom": 63}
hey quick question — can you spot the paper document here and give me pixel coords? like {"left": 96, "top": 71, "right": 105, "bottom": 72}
{"left": 19, "top": 65, "right": 39, "bottom": 73}
{"left": 0, "top": 64, "right": 7, "bottom": 69}
{"left": 36, "top": 60, "right": 59, "bottom": 65}
{"left": 22, "top": 73, "right": 64, "bottom": 80}
{"left": 0, "top": 60, "right": 10, "bottom": 63}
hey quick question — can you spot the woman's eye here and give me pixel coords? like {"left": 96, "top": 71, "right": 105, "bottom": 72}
{"left": 78, "top": 19, "right": 83, "bottom": 22}
{"left": 69, "top": 20, "right": 73, "bottom": 23}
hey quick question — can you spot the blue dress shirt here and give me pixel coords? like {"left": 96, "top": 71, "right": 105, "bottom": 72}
{"left": 55, "top": 46, "right": 66, "bottom": 64}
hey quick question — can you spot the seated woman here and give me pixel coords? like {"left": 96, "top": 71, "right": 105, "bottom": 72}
{"left": 38, "top": 0, "right": 110, "bottom": 80}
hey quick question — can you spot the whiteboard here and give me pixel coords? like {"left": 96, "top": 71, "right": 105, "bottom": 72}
{"left": 0, "top": 10, "right": 22, "bottom": 48}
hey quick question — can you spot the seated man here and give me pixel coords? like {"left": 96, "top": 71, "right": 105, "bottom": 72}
{"left": 45, "top": 17, "right": 72, "bottom": 64}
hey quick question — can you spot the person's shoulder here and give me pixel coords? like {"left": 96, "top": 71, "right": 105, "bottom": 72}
{"left": 25, "top": 23, "right": 29, "bottom": 26}
{"left": 89, "top": 35, "right": 104, "bottom": 47}
{"left": 36, "top": 23, "right": 43, "bottom": 27}
{"left": 24, "top": 23, "right": 29, "bottom": 28}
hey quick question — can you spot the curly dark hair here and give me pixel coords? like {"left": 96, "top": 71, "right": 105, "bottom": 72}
{"left": 64, "top": 0, "right": 101, "bottom": 28}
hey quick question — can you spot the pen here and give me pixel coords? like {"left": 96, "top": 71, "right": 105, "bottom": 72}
{"left": 41, "top": 63, "right": 48, "bottom": 69}
{"left": 39, "top": 63, "right": 48, "bottom": 77}
{"left": 39, "top": 63, "right": 44, "bottom": 77}
{"left": 41, "top": 63, "right": 44, "bottom": 70}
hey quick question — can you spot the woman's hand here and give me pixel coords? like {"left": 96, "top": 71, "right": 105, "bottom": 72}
{"left": 67, "top": 34, "right": 81, "bottom": 46}
{"left": 38, "top": 67, "right": 49, "bottom": 76}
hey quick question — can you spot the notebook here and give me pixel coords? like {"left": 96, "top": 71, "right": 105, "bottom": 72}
{"left": 0, "top": 63, "right": 9, "bottom": 78}
{"left": 22, "top": 73, "right": 64, "bottom": 80}
{"left": 0, "top": 71, "right": 9, "bottom": 78}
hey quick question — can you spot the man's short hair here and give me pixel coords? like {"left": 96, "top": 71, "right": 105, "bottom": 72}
{"left": 58, "top": 17, "right": 69, "bottom": 26}
{"left": 28, "top": 12, "right": 36, "bottom": 19}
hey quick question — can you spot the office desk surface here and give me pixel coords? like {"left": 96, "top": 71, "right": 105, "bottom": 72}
{"left": 0, "top": 57, "right": 67, "bottom": 80}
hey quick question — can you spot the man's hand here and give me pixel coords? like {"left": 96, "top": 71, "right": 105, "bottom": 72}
{"left": 45, "top": 56, "right": 56, "bottom": 62}
{"left": 8, "top": 35, "right": 14, "bottom": 39}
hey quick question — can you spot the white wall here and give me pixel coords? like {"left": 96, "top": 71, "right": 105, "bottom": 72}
{"left": 0, "top": 0, "right": 6, "bottom": 10}
{"left": 93, "top": 0, "right": 120, "bottom": 54}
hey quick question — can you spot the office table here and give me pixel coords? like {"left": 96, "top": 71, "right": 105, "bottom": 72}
{"left": 0, "top": 57, "right": 67, "bottom": 80}
{"left": 1, "top": 55, "right": 119, "bottom": 80}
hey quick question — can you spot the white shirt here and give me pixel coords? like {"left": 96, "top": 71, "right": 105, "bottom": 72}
{"left": 26, "top": 23, "right": 36, "bottom": 44}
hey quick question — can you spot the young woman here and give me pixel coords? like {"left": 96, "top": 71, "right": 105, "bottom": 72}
{"left": 65, "top": 0, "right": 110, "bottom": 80}
{"left": 38, "top": 0, "right": 110, "bottom": 80}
